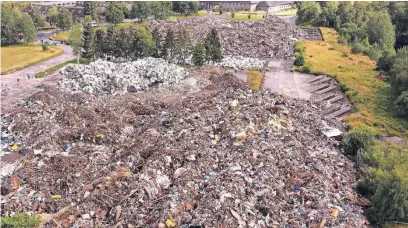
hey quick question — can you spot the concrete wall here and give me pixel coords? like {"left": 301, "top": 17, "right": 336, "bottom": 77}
{"left": 257, "top": 4, "right": 292, "bottom": 13}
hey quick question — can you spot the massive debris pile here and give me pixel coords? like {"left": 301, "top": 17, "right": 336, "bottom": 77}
{"left": 148, "top": 16, "right": 303, "bottom": 59}
{"left": 59, "top": 58, "right": 188, "bottom": 95}
{"left": 1, "top": 67, "right": 367, "bottom": 227}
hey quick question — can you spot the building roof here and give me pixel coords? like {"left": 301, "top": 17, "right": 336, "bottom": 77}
{"left": 257, "top": 1, "right": 293, "bottom": 7}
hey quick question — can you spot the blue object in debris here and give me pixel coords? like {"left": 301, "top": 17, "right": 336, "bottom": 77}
{"left": 293, "top": 185, "right": 301, "bottom": 191}
{"left": 64, "top": 143, "right": 71, "bottom": 152}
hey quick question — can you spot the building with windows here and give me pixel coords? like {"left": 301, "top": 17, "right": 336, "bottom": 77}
{"left": 256, "top": 1, "right": 293, "bottom": 13}
{"left": 200, "top": 1, "right": 293, "bottom": 12}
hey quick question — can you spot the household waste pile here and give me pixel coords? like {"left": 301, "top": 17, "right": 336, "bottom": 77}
{"left": 1, "top": 70, "right": 368, "bottom": 227}
{"left": 59, "top": 58, "right": 188, "bottom": 94}
{"left": 148, "top": 16, "right": 303, "bottom": 59}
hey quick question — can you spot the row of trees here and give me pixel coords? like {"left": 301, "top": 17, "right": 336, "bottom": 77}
{"left": 80, "top": 25, "right": 221, "bottom": 66}
{"left": 296, "top": 2, "right": 408, "bottom": 61}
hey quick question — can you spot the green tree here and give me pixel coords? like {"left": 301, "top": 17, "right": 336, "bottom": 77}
{"left": 57, "top": 8, "right": 73, "bottom": 30}
{"left": 82, "top": 24, "right": 94, "bottom": 58}
{"left": 151, "top": 27, "right": 162, "bottom": 58}
{"left": 172, "top": 1, "right": 189, "bottom": 15}
{"left": 105, "top": 25, "right": 116, "bottom": 58}
{"left": 388, "top": 2, "right": 408, "bottom": 48}
{"left": 188, "top": 1, "right": 199, "bottom": 14}
{"left": 69, "top": 22, "right": 83, "bottom": 64}
{"left": 131, "top": 1, "right": 151, "bottom": 21}
{"left": 204, "top": 28, "right": 222, "bottom": 62}
{"left": 161, "top": 28, "right": 175, "bottom": 60}
{"left": 113, "top": 2, "right": 130, "bottom": 19}
{"left": 395, "top": 92, "right": 408, "bottom": 118}
{"left": 296, "top": 2, "right": 322, "bottom": 26}
{"left": 94, "top": 29, "right": 106, "bottom": 59}
{"left": 320, "top": 1, "right": 338, "bottom": 27}
{"left": 390, "top": 47, "right": 408, "bottom": 95}
{"left": 132, "top": 26, "right": 154, "bottom": 59}
{"left": 192, "top": 42, "right": 205, "bottom": 66}
{"left": 365, "top": 12, "right": 395, "bottom": 49}
{"left": 149, "top": 1, "right": 172, "bottom": 20}
{"left": 29, "top": 6, "right": 45, "bottom": 28}
{"left": 1, "top": 5, "right": 19, "bottom": 46}
{"left": 21, "top": 12, "right": 37, "bottom": 44}
{"left": 84, "top": 1, "right": 98, "bottom": 21}
{"left": 115, "top": 28, "right": 131, "bottom": 60}
{"left": 105, "top": 3, "right": 124, "bottom": 25}
{"left": 175, "top": 29, "right": 192, "bottom": 64}
{"left": 46, "top": 6, "right": 59, "bottom": 26}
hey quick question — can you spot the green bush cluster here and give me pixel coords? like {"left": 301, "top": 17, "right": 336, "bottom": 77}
{"left": 1, "top": 213, "right": 41, "bottom": 228}
{"left": 341, "top": 127, "right": 374, "bottom": 156}
{"left": 294, "top": 42, "right": 305, "bottom": 67}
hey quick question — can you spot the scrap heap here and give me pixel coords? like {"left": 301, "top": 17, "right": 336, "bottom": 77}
{"left": 0, "top": 67, "right": 367, "bottom": 227}
{"left": 148, "top": 16, "right": 303, "bottom": 59}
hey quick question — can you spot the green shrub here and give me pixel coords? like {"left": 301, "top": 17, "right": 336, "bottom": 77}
{"left": 1, "top": 213, "right": 41, "bottom": 228}
{"left": 395, "top": 91, "right": 408, "bottom": 118}
{"left": 231, "top": 10, "right": 235, "bottom": 18}
{"left": 376, "top": 50, "right": 395, "bottom": 73}
{"left": 341, "top": 127, "right": 374, "bottom": 156}
{"left": 340, "top": 83, "right": 350, "bottom": 93}
{"left": 363, "top": 46, "right": 381, "bottom": 61}
{"left": 41, "top": 43, "right": 49, "bottom": 51}
{"left": 328, "top": 47, "right": 335, "bottom": 50}
{"left": 368, "top": 177, "right": 408, "bottom": 224}
{"left": 301, "top": 65, "right": 311, "bottom": 73}
{"left": 351, "top": 42, "right": 366, "bottom": 54}
{"left": 294, "top": 55, "right": 305, "bottom": 66}
{"left": 342, "top": 52, "right": 348, "bottom": 57}
{"left": 294, "top": 43, "right": 304, "bottom": 53}
{"left": 248, "top": 14, "right": 251, "bottom": 19}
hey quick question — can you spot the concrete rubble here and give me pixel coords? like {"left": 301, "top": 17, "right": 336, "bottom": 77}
{"left": 1, "top": 66, "right": 367, "bottom": 227}
{"left": 148, "top": 16, "right": 303, "bottom": 59}
{"left": 216, "top": 56, "right": 266, "bottom": 70}
{"left": 59, "top": 58, "right": 188, "bottom": 95}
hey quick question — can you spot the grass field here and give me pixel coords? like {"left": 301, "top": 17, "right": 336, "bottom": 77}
{"left": 1, "top": 44, "right": 64, "bottom": 74}
{"left": 247, "top": 70, "right": 264, "bottom": 90}
{"left": 49, "top": 31, "right": 69, "bottom": 42}
{"left": 166, "top": 10, "right": 208, "bottom": 20}
{"left": 236, "top": 10, "right": 265, "bottom": 15}
{"left": 295, "top": 27, "right": 408, "bottom": 137}
{"left": 35, "top": 58, "right": 91, "bottom": 78}
{"left": 231, "top": 13, "right": 263, "bottom": 20}
{"left": 271, "top": 8, "right": 297, "bottom": 16}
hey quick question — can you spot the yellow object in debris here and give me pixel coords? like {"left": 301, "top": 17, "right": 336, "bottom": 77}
{"left": 331, "top": 208, "right": 339, "bottom": 217}
{"left": 96, "top": 133, "right": 103, "bottom": 138}
{"left": 165, "top": 217, "right": 176, "bottom": 227}
{"left": 235, "top": 131, "right": 247, "bottom": 141}
{"left": 11, "top": 144, "right": 19, "bottom": 151}
{"left": 51, "top": 195, "right": 63, "bottom": 199}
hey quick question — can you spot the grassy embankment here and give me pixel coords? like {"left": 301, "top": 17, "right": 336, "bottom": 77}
{"left": 295, "top": 28, "right": 408, "bottom": 225}
{"left": 35, "top": 58, "right": 91, "bottom": 78}
{"left": 1, "top": 44, "right": 63, "bottom": 74}
{"left": 49, "top": 31, "right": 70, "bottom": 42}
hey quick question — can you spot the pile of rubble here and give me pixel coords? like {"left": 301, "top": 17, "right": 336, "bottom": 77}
{"left": 59, "top": 58, "right": 188, "bottom": 95}
{"left": 216, "top": 56, "right": 266, "bottom": 70}
{"left": 148, "top": 16, "right": 303, "bottom": 59}
{"left": 1, "top": 67, "right": 368, "bottom": 227}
